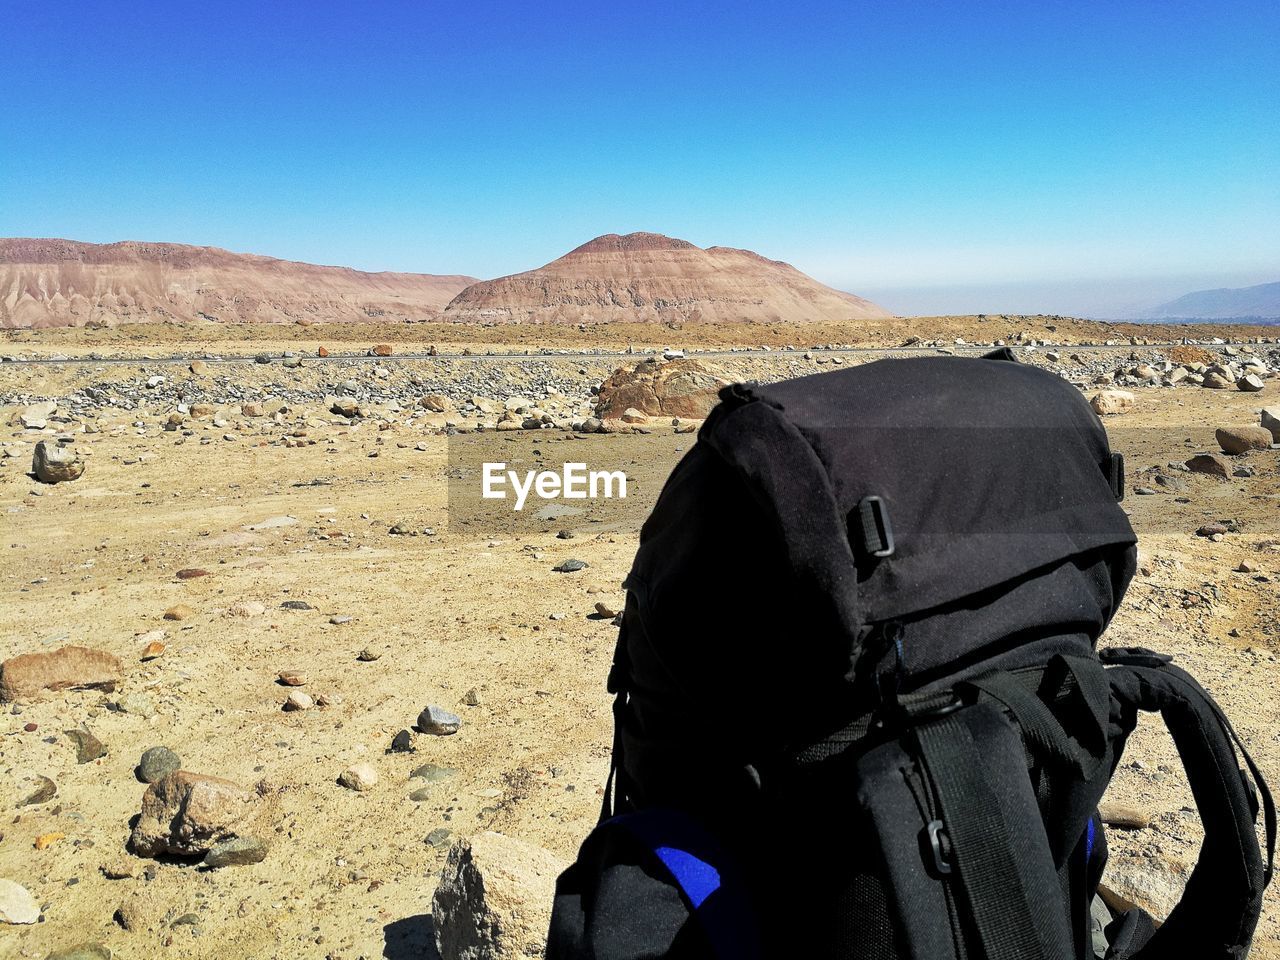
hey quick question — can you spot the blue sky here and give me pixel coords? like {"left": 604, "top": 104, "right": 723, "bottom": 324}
{"left": 2, "top": 0, "right": 1277, "bottom": 316}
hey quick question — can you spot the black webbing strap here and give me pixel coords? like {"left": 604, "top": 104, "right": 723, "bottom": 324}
{"left": 1103, "top": 653, "right": 1275, "bottom": 959}
{"left": 913, "top": 711, "right": 1059, "bottom": 960}
{"left": 968, "top": 665, "right": 1105, "bottom": 779}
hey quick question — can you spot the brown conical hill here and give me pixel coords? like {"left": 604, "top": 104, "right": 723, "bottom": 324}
{"left": 443, "top": 232, "right": 891, "bottom": 325}
{"left": 0, "top": 238, "right": 477, "bottom": 329}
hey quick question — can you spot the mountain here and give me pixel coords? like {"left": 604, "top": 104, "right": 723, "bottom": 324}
{"left": 1146, "top": 280, "right": 1280, "bottom": 322}
{"left": 0, "top": 239, "right": 477, "bottom": 329}
{"left": 443, "top": 232, "right": 891, "bottom": 324}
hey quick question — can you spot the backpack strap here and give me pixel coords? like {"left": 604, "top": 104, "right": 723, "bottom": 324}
{"left": 911, "top": 700, "right": 1075, "bottom": 960}
{"left": 1101, "top": 648, "right": 1276, "bottom": 959}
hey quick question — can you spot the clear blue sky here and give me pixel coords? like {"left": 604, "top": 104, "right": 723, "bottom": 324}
{"left": 2, "top": 0, "right": 1277, "bottom": 316}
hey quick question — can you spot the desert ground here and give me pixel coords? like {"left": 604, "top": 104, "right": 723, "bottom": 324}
{"left": 2, "top": 323, "right": 1279, "bottom": 960}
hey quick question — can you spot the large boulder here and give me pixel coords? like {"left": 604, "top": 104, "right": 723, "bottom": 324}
{"left": 0, "top": 646, "right": 122, "bottom": 702}
{"left": 129, "top": 772, "right": 259, "bottom": 858}
{"left": 1089, "top": 390, "right": 1134, "bottom": 416}
{"left": 1260, "top": 407, "right": 1280, "bottom": 441}
{"left": 32, "top": 441, "right": 84, "bottom": 483}
{"left": 595, "top": 357, "right": 729, "bottom": 420}
{"left": 432, "top": 832, "right": 568, "bottom": 960}
{"left": 1215, "top": 425, "right": 1272, "bottom": 455}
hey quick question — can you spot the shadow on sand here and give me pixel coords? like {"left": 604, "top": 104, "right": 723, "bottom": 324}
{"left": 383, "top": 914, "right": 441, "bottom": 960}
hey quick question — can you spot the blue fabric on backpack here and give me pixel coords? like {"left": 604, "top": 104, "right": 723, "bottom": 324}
{"left": 612, "top": 809, "right": 762, "bottom": 960}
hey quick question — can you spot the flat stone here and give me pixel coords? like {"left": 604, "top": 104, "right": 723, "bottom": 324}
{"left": 277, "top": 670, "right": 307, "bottom": 686}
{"left": 45, "top": 945, "right": 112, "bottom": 960}
{"left": 1185, "top": 454, "right": 1231, "bottom": 478}
{"left": 0, "top": 877, "right": 40, "bottom": 924}
{"left": 163, "top": 604, "right": 196, "bottom": 621}
{"left": 553, "top": 559, "right": 589, "bottom": 573}
{"left": 1098, "top": 801, "right": 1151, "bottom": 830}
{"left": 204, "top": 836, "right": 267, "bottom": 868}
{"left": 19, "top": 775, "right": 57, "bottom": 807}
{"left": 279, "top": 600, "right": 314, "bottom": 611}
{"left": 410, "top": 763, "right": 459, "bottom": 784}
{"left": 1, "top": 646, "right": 122, "bottom": 702}
{"left": 175, "top": 568, "right": 210, "bottom": 580}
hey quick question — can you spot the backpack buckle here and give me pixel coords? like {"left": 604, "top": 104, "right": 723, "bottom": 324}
{"left": 856, "top": 496, "right": 895, "bottom": 559}
{"left": 924, "top": 819, "right": 953, "bottom": 876}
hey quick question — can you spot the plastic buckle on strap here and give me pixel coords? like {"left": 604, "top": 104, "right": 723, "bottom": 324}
{"left": 1100, "top": 646, "right": 1173, "bottom": 668}
{"left": 924, "top": 819, "right": 954, "bottom": 876}
{"left": 857, "top": 495, "right": 895, "bottom": 558}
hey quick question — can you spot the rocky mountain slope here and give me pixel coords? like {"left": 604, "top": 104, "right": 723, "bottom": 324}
{"left": 1148, "top": 279, "right": 1280, "bottom": 322}
{"left": 443, "top": 232, "right": 891, "bottom": 324}
{"left": 0, "top": 239, "right": 477, "bottom": 329}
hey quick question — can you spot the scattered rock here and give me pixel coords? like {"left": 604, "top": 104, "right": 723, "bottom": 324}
{"left": 32, "top": 440, "right": 84, "bottom": 483}
{"left": 226, "top": 601, "right": 266, "bottom": 618}
{"left": 1238, "top": 373, "right": 1265, "bottom": 392}
{"left": 1185, "top": 454, "right": 1231, "bottom": 478}
{"left": 175, "top": 568, "right": 210, "bottom": 580}
{"left": 1197, "top": 522, "right": 1230, "bottom": 538}
{"left": 1259, "top": 407, "right": 1280, "bottom": 441}
{"left": 277, "top": 670, "right": 307, "bottom": 686}
{"left": 1202, "top": 371, "right": 1234, "bottom": 389}
{"left": 1089, "top": 391, "right": 1134, "bottom": 416}
{"left": 339, "top": 763, "right": 378, "bottom": 792}
{"left": 417, "top": 705, "right": 462, "bottom": 736}
{"left": 66, "top": 727, "right": 107, "bottom": 763}
{"left": 130, "top": 772, "right": 259, "bottom": 857}
{"left": 34, "top": 831, "right": 65, "bottom": 850}
{"left": 283, "top": 691, "right": 313, "bottom": 711}
{"left": 1215, "top": 425, "right": 1272, "bottom": 455}
{"left": 137, "top": 746, "right": 181, "bottom": 783}
{"left": 280, "top": 600, "right": 314, "bottom": 611}
{"left": 163, "top": 604, "right": 196, "bottom": 621}
{"left": 411, "top": 763, "right": 459, "bottom": 783}
{"left": 372, "top": 343, "right": 394, "bottom": 357}
{"left": 432, "top": 832, "right": 569, "bottom": 960}
{"left": 19, "top": 775, "right": 57, "bottom": 807}
{"left": 45, "top": 945, "right": 112, "bottom": 960}
{"left": 390, "top": 729, "right": 415, "bottom": 753}
{"left": 0, "top": 877, "right": 40, "bottom": 924}
{"left": 553, "top": 559, "right": 588, "bottom": 573}
{"left": 1099, "top": 856, "right": 1186, "bottom": 922}
{"left": 593, "top": 601, "right": 619, "bottom": 619}
{"left": 117, "top": 692, "right": 157, "bottom": 718}
{"left": 461, "top": 688, "right": 481, "bottom": 707}
{"left": 1098, "top": 801, "right": 1151, "bottom": 830}
{"left": 426, "top": 827, "right": 453, "bottom": 848}
{"left": 189, "top": 360, "right": 210, "bottom": 376}
{"left": 204, "top": 836, "right": 268, "bottom": 868}
{"left": 140, "top": 639, "right": 166, "bottom": 661}
{"left": 357, "top": 647, "right": 381, "bottom": 661}
{"left": 1, "top": 646, "right": 122, "bottom": 702}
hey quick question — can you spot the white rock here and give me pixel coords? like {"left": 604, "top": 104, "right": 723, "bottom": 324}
{"left": 338, "top": 763, "right": 378, "bottom": 791}
{"left": 0, "top": 878, "right": 40, "bottom": 924}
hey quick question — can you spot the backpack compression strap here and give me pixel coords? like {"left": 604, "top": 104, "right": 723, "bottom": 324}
{"left": 1102, "top": 648, "right": 1276, "bottom": 960}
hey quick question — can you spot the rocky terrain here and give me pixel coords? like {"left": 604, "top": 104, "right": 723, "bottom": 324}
{"left": 0, "top": 240, "right": 476, "bottom": 330}
{"left": 442, "top": 232, "right": 891, "bottom": 325}
{"left": 2, "top": 332, "right": 1280, "bottom": 959}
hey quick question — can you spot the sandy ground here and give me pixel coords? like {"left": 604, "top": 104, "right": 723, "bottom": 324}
{"left": 1, "top": 340, "right": 1278, "bottom": 959}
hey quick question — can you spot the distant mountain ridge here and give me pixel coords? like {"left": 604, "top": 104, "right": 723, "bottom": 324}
{"left": 0, "top": 238, "right": 477, "bottom": 329}
{"left": 1146, "top": 279, "right": 1280, "bottom": 322}
{"left": 443, "top": 231, "right": 891, "bottom": 324}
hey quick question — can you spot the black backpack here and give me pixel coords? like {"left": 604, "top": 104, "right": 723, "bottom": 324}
{"left": 548, "top": 354, "right": 1275, "bottom": 960}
